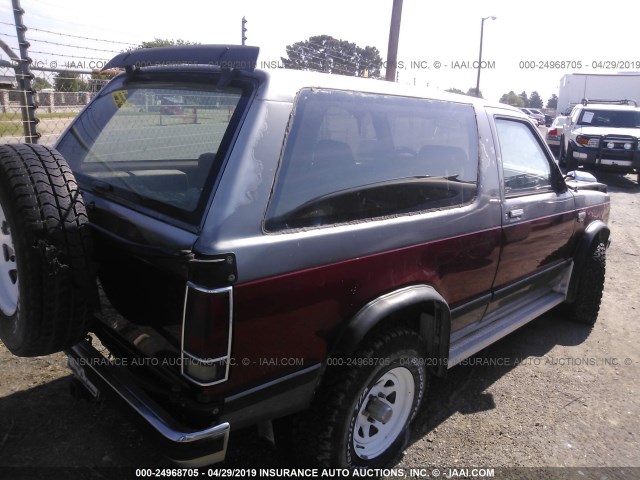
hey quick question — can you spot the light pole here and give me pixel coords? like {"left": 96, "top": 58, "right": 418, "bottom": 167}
{"left": 475, "top": 16, "right": 496, "bottom": 98}
{"left": 385, "top": 0, "right": 404, "bottom": 82}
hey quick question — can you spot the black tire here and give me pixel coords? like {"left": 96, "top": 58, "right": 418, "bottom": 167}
{"left": 566, "top": 143, "right": 578, "bottom": 171}
{"left": 294, "top": 327, "right": 428, "bottom": 468}
{"left": 559, "top": 137, "right": 566, "bottom": 167}
{"left": 0, "top": 144, "right": 95, "bottom": 356}
{"left": 563, "top": 241, "right": 606, "bottom": 326}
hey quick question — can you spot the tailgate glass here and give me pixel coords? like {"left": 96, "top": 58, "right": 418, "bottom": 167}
{"left": 57, "top": 79, "right": 251, "bottom": 224}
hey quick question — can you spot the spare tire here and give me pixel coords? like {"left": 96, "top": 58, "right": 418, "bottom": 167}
{"left": 0, "top": 144, "right": 95, "bottom": 356}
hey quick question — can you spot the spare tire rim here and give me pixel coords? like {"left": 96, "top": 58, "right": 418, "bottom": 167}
{"left": 352, "top": 366, "right": 415, "bottom": 460}
{"left": 0, "top": 202, "right": 18, "bottom": 316}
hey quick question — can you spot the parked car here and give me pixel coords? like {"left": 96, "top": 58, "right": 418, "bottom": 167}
{"left": 546, "top": 116, "right": 569, "bottom": 153}
{"left": 158, "top": 95, "right": 184, "bottom": 115}
{"left": 0, "top": 45, "right": 611, "bottom": 469}
{"left": 560, "top": 98, "right": 640, "bottom": 182}
{"left": 527, "top": 108, "right": 551, "bottom": 126}
{"left": 520, "top": 107, "right": 545, "bottom": 126}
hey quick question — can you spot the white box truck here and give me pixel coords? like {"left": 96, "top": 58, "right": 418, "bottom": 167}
{"left": 557, "top": 73, "right": 640, "bottom": 115}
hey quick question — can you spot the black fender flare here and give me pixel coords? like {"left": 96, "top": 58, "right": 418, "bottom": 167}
{"left": 331, "top": 285, "right": 451, "bottom": 377}
{"left": 567, "top": 220, "right": 610, "bottom": 303}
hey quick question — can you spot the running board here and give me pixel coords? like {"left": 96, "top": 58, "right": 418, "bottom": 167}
{"left": 448, "top": 291, "right": 565, "bottom": 368}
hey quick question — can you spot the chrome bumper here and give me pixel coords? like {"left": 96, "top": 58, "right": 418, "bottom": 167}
{"left": 66, "top": 340, "right": 230, "bottom": 467}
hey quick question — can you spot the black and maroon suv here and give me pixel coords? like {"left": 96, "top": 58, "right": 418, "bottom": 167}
{"left": 0, "top": 45, "right": 610, "bottom": 468}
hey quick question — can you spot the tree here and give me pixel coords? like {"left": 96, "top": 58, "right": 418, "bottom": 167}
{"left": 529, "top": 91, "right": 543, "bottom": 108}
{"left": 54, "top": 72, "right": 88, "bottom": 92}
{"left": 445, "top": 88, "right": 465, "bottom": 95}
{"left": 281, "top": 35, "right": 382, "bottom": 78}
{"left": 126, "top": 38, "right": 198, "bottom": 52}
{"left": 546, "top": 94, "right": 558, "bottom": 109}
{"left": 519, "top": 91, "right": 529, "bottom": 107}
{"left": 466, "top": 87, "right": 483, "bottom": 98}
{"left": 499, "top": 91, "right": 525, "bottom": 107}
{"left": 33, "top": 77, "right": 52, "bottom": 91}
{"left": 137, "top": 38, "right": 198, "bottom": 49}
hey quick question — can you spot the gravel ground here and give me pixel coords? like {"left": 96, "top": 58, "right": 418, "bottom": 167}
{"left": 0, "top": 172, "right": 638, "bottom": 479}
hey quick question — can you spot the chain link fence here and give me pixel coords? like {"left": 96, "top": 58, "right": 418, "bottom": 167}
{"left": 0, "top": 66, "right": 109, "bottom": 146}
{"left": 1, "top": 0, "right": 116, "bottom": 146}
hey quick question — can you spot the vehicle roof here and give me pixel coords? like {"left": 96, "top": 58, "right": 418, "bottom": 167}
{"left": 575, "top": 104, "right": 640, "bottom": 111}
{"left": 109, "top": 64, "right": 528, "bottom": 119}
{"left": 255, "top": 68, "right": 517, "bottom": 112}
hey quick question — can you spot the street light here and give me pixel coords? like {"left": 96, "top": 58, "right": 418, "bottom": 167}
{"left": 475, "top": 15, "right": 496, "bottom": 98}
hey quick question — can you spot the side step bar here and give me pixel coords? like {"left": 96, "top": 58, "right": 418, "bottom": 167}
{"left": 448, "top": 292, "right": 565, "bottom": 368}
{"left": 66, "top": 340, "right": 230, "bottom": 466}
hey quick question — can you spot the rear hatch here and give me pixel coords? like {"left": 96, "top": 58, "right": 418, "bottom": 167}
{"left": 55, "top": 66, "right": 257, "bottom": 405}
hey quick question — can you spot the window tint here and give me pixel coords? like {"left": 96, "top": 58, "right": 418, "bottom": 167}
{"left": 495, "top": 119, "right": 552, "bottom": 195}
{"left": 57, "top": 81, "right": 248, "bottom": 224}
{"left": 265, "top": 89, "right": 478, "bottom": 231}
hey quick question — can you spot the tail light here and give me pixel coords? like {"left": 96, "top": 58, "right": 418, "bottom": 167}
{"left": 181, "top": 254, "right": 237, "bottom": 386}
{"left": 548, "top": 128, "right": 558, "bottom": 136}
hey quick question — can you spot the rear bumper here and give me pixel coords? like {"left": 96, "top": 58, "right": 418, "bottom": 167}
{"left": 66, "top": 340, "right": 230, "bottom": 467}
{"left": 546, "top": 137, "right": 560, "bottom": 147}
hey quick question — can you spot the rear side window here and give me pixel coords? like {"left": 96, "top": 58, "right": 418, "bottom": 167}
{"left": 265, "top": 89, "right": 478, "bottom": 231}
{"left": 57, "top": 79, "right": 251, "bottom": 225}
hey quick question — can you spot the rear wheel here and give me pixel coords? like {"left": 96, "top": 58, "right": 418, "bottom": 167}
{"left": 0, "top": 144, "right": 95, "bottom": 356}
{"left": 294, "top": 327, "right": 428, "bottom": 468}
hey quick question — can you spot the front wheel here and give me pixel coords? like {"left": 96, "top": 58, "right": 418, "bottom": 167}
{"left": 562, "top": 241, "right": 606, "bottom": 326}
{"left": 559, "top": 137, "right": 566, "bottom": 167}
{"left": 566, "top": 143, "right": 578, "bottom": 171}
{"left": 295, "top": 328, "right": 428, "bottom": 468}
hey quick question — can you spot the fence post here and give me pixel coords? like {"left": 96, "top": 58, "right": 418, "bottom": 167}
{"left": 1, "top": 90, "right": 8, "bottom": 114}
{"left": 12, "top": 0, "right": 39, "bottom": 143}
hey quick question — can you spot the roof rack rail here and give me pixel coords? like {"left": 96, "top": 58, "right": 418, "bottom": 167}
{"left": 101, "top": 44, "right": 259, "bottom": 73}
{"left": 581, "top": 98, "right": 638, "bottom": 107}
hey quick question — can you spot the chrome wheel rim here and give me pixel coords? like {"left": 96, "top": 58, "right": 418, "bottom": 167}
{"left": 0, "top": 202, "right": 18, "bottom": 316}
{"left": 353, "top": 366, "right": 415, "bottom": 460}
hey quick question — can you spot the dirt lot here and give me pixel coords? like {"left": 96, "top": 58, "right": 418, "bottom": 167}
{"left": 0, "top": 172, "right": 639, "bottom": 479}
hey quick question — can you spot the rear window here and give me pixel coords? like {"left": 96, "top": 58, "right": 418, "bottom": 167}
{"left": 56, "top": 78, "right": 252, "bottom": 224}
{"left": 265, "top": 88, "right": 479, "bottom": 231}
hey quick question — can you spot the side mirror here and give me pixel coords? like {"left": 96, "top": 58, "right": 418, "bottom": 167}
{"left": 564, "top": 170, "right": 607, "bottom": 193}
{"left": 565, "top": 170, "right": 597, "bottom": 183}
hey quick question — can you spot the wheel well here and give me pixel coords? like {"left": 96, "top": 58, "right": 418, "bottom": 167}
{"left": 331, "top": 287, "right": 451, "bottom": 378}
{"left": 362, "top": 301, "right": 448, "bottom": 376}
{"left": 566, "top": 222, "right": 610, "bottom": 303}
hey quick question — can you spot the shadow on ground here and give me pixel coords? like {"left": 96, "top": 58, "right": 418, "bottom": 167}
{"left": 0, "top": 309, "right": 593, "bottom": 470}
{"left": 409, "top": 310, "right": 593, "bottom": 445}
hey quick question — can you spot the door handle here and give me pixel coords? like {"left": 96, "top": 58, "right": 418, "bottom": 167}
{"left": 508, "top": 208, "right": 524, "bottom": 218}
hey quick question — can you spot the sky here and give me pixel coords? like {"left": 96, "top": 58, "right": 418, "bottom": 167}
{"left": 1, "top": 0, "right": 640, "bottom": 106}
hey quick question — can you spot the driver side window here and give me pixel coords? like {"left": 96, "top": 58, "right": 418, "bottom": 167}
{"left": 495, "top": 119, "right": 552, "bottom": 196}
